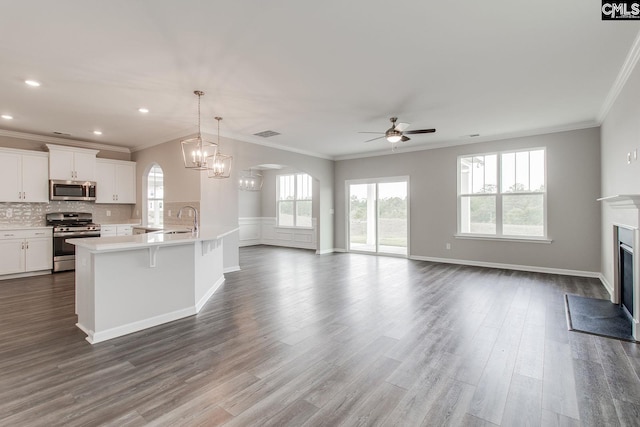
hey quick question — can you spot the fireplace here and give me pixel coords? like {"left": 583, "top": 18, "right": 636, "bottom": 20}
{"left": 598, "top": 194, "right": 640, "bottom": 341}
{"left": 618, "top": 227, "right": 634, "bottom": 318}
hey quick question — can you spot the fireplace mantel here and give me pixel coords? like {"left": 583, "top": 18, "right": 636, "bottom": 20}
{"left": 597, "top": 195, "right": 640, "bottom": 209}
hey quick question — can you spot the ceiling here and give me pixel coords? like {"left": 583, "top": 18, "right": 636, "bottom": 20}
{"left": 0, "top": 1, "right": 639, "bottom": 160}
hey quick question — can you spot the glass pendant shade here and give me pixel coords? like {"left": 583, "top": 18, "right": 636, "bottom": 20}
{"left": 239, "top": 170, "right": 263, "bottom": 191}
{"left": 207, "top": 152, "right": 233, "bottom": 178}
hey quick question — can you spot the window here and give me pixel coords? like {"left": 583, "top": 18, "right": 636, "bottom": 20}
{"left": 458, "top": 148, "right": 545, "bottom": 238}
{"left": 277, "top": 173, "right": 312, "bottom": 227}
{"left": 147, "top": 164, "right": 164, "bottom": 227}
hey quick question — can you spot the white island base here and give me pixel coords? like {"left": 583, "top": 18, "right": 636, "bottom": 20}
{"left": 70, "top": 229, "right": 235, "bottom": 344}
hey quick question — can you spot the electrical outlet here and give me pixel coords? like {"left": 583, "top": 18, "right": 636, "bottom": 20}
{"left": 635, "top": 149, "right": 638, "bottom": 160}
{"left": 168, "top": 210, "right": 172, "bottom": 217}
{"left": 106, "top": 210, "right": 111, "bottom": 217}
{"left": 628, "top": 152, "right": 632, "bottom": 164}
{"left": 188, "top": 210, "right": 192, "bottom": 217}
{"left": 446, "top": 243, "right": 451, "bottom": 250}
{"left": 136, "top": 210, "right": 139, "bottom": 216}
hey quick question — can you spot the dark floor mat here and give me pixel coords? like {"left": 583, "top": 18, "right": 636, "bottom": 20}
{"left": 565, "top": 294, "right": 636, "bottom": 343}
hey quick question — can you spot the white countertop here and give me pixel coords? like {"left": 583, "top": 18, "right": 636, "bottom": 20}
{"left": 67, "top": 226, "right": 238, "bottom": 252}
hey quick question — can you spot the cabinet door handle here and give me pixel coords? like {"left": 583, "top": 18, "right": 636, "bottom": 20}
{"left": 21, "top": 242, "right": 24, "bottom": 250}
{"left": 4, "top": 233, "right": 15, "bottom": 237}
{"left": 25, "top": 242, "right": 29, "bottom": 249}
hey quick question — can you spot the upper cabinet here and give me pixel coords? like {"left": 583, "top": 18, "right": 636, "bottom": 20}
{"left": 0, "top": 148, "right": 49, "bottom": 203}
{"left": 46, "top": 144, "right": 99, "bottom": 181}
{"left": 95, "top": 159, "right": 136, "bottom": 204}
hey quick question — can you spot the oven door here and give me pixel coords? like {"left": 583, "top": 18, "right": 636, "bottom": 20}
{"left": 52, "top": 230, "right": 100, "bottom": 272}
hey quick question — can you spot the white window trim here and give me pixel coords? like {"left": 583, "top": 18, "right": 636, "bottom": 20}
{"left": 276, "top": 172, "right": 313, "bottom": 228}
{"left": 457, "top": 147, "right": 547, "bottom": 240}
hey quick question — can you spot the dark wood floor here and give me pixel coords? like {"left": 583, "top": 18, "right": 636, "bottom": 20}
{"left": 1, "top": 246, "right": 639, "bottom": 426}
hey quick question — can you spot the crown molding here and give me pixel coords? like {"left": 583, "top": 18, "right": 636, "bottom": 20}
{"left": 598, "top": 29, "right": 640, "bottom": 123}
{"left": 333, "top": 121, "right": 599, "bottom": 161}
{"left": 0, "top": 128, "right": 131, "bottom": 154}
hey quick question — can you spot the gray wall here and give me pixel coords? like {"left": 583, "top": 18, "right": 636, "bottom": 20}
{"left": 600, "top": 57, "right": 640, "bottom": 286}
{"left": 335, "top": 127, "right": 601, "bottom": 273}
{"left": 238, "top": 188, "right": 262, "bottom": 218}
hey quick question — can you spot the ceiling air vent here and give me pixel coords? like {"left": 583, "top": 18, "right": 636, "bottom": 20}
{"left": 253, "top": 130, "right": 280, "bottom": 138}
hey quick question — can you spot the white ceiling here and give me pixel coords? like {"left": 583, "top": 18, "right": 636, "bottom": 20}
{"left": 0, "top": 1, "right": 639, "bottom": 160}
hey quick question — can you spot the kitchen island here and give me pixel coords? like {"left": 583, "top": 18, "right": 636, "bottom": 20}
{"left": 68, "top": 226, "right": 238, "bottom": 344}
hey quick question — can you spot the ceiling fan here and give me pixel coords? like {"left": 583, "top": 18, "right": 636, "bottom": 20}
{"left": 360, "top": 117, "right": 436, "bottom": 144}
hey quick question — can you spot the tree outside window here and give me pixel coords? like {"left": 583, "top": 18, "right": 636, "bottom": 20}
{"left": 459, "top": 149, "right": 545, "bottom": 238}
{"left": 277, "top": 173, "right": 312, "bottom": 227}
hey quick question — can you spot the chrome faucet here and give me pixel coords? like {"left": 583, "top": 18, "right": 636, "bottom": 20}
{"left": 177, "top": 205, "right": 199, "bottom": 234}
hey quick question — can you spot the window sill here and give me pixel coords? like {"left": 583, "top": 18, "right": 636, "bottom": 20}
{"left": 454, "top": 234, "right": 552, "bottom": 244}
{"left": 275, "top": 226, "right": 314, "bottom": 230}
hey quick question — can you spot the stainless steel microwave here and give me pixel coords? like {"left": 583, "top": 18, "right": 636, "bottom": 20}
{"left": 49, "top": 180, "right": 97, "bottom": 201}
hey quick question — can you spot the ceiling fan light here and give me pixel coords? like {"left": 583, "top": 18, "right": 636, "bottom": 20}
{"left": 386, "top": 134, "right": 402, "bottom": 143}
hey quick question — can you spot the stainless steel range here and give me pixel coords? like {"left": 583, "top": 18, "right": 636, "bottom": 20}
{"left": 46, "top": 212, "right": 101, "bottom": 272}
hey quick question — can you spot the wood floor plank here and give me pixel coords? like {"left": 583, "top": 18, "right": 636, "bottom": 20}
{"left": 573, "top": 358, "right": 620, "bottom": 426}
{"left": 594, "top": 336, "right": 640, "bottom": 404}
{"left": 542, "top": 339, "right": 580, "bottom": 420}
{"left": 500, "top": 374, "right": 542, "bottom": 427}
{"left": 0, "top": 246, "right": 636, "bottom": 426}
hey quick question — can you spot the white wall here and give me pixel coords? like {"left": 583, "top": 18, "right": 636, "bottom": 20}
{"left": 335, "top": 128, "right": 601, "bottom": 274}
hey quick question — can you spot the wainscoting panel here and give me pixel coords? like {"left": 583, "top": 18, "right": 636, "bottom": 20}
{"left": 239, "top": 217, "right": 316, "bottom": 250}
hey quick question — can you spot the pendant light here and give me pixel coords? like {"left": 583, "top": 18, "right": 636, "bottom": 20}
{"left": 239, "top": 169, "right": 263, "bottom": 191}
{"left": 181, "top": 90, "right": 218, "bottom": 170}
{"left": 207, "top": 117, "right": 232, "bottom": 179}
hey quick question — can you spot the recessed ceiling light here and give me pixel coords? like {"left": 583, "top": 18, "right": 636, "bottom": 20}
{"left": 1, "top": 114, "right": 13, "bottom": 120}
{"left": 25, "top": 80, "right": 41, "bottom": 87}
{"left": 138, "top": 107, "right": 149, "bottom": 113}
{"left": 93, "top": 130, "right": 103, "bottom": 135}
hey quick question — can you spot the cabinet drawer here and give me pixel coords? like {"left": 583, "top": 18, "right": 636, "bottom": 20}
{"left": 0, "top": 229, "right": 52, "bottom": 240}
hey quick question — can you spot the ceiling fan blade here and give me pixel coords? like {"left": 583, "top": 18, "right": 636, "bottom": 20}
{"left": 401, "top": 135, "right": 410, "bottom": 142}
{"left": 395, "top": 122, "right": 410, "bottom": 132}
{"left": 364, "top": 136, "right": 386, "bottom": 143}
{"left": 404, "top": 128, "right": 436, "bottom": 135}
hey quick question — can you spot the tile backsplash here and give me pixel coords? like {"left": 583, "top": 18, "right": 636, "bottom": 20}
{"left": 0, "top": 202, "right": 134, "bottom": 227}
{"left": 162, "top": 201, "right": 201, "bottom": 230}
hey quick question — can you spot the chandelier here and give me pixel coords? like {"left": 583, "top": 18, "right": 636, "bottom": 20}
{"left": 239, "top": 169, "right": 263, "bottom": 191}
{"left": 207, "top": 117, "right": 232, "bottom": 179}
{"left": 181, "top": 90, "right": 218, "bottom": 170}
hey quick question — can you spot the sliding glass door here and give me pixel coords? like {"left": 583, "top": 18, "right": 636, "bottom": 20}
{"left": 348, "top": 178, "right": 408, "bottom": 256}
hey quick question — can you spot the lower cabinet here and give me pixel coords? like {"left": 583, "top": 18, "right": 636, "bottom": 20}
{"left": 100, "top": 224, "right": 135, "bottom": 237}
{"left": 0, "top": 229, "right": 52, "bottom": 276}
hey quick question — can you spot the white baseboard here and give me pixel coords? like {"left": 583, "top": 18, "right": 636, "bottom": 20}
{"left": 0, "top": 270, "right": 51, "bottom": 281}
{"left": 316, "top": 248, "right": 340, "bottom": 255}
{"left": 599, "top": 273, "right": 614, "bottom": 298}
{"left": 80, "top": 306, "right": 196, "bottom": 344}
{"left": 196, "top": 276, "right": 225, "bottom": 312}
{"left": 409, "top": 255, "right": 600, "bottom": 278}
{"left": 223, "top": 266, "right": 241, "bottom": 274}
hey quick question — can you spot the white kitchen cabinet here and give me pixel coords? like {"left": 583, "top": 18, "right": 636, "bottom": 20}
{"left": 100, "top": 224, "right": 135, "bottom": 237}
{"left": 0, "top": 228, "right": 52, "bottom": 276}
{"left": 0, "top": 148, "right": 49, "bottom": 203}
{"left": 47, "top": 144, "right": 98, "bottom": 181}
{"left": 95, "top": 159, "right": 136, "bottom": 204}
